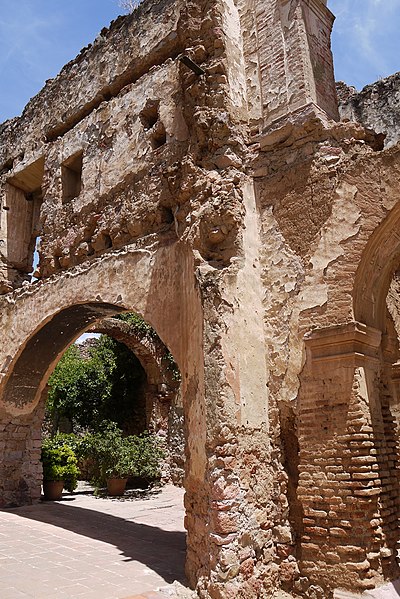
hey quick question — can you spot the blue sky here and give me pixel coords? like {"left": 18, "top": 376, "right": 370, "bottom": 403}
{"left": 329, "top": 0, "right": 400, "bottom": 89}
{"left": 0, "top": 0, "right": 399, "bottom": 123}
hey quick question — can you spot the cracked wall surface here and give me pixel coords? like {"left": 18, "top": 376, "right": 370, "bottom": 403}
{"left": 1, "top": 0, "right": 400, "bottom": 598}
{"left": 337, "top": 73, "right": 400, "bottom": 149}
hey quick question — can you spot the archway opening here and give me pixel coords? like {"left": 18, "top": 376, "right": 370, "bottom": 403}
{"left": 45, "top": 333, "right": 148, "bottom": 436}
{"left": 0, "top": 301, "right": 188, "bottom": 592}
{"left": 352, "top": 210, "right": 400, "bottom": 582}
{"left": 43, "top": 312, "right": 184, "bottom": 486}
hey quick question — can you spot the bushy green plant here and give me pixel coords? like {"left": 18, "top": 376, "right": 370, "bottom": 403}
{"left": 41, "top": 438, "right": 79, "bottom": 492}
{"left": 81, "top": 421, "right": 164, "bottom": 487}
{"left": 81, "top": 422, "right": 132, "bottom": 485}
{"left": 131, "top": 431, "right": 165, "bottom": 482}
{"left": 46, "top": 337, "right": 145, "bottom": 432}
{"left": 46, "top": 432, "right": 82, "bottom": 456}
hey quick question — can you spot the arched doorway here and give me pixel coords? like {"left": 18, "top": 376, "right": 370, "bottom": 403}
{"left": 90, "top": 315, "right": 184, "bottom": 483}
{"left": 44, "top": 313, "right": 184, "bottom": 485}
{"left": 296, "top": 192, "right": 400, "bottom": 595}
{"left": 0, "top": 244, "right": 206, "bottom": 589}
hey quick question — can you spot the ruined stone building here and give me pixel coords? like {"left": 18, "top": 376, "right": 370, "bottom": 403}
{"left": 1, "top": 0, "right": 400, "bottom": 597}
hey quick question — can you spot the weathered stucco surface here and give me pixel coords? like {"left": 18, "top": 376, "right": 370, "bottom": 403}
{"left": 1, "top": 0, "right": 400, "bottom": 598}
{"left": 337, "top": 73, "right": 400, "bottom": 149}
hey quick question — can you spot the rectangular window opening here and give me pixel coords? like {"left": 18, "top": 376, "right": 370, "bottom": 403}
{"left": 62, "top": 151, "right": 83, "bottom": 204}
{"left": 3, "top": 158, "right": 44, "bottom": 285}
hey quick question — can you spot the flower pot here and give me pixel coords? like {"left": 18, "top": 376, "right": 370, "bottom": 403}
{"left": 107, "top": 478, "right": 128, "bottom": 496}
{"left": 43, "top": 480, "right": 64, "bottom": 501}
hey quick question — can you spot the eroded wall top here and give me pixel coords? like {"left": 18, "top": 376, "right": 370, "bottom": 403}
{"left": 337, "top": 72, "right": 400, "bottom": 148}
{"left": 0, "top": 0, "right": 184, "bottom": 157}
{"left": 0, "top": 0, "right": 341, "bottom": 293}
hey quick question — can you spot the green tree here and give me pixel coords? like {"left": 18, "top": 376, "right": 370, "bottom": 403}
{"left": 47, "top": 336, "right": 145, "bottom": 433}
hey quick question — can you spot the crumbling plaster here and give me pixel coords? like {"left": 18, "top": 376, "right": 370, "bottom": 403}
{"left": 1, "top": 0, "right": 400, "bottom": 597}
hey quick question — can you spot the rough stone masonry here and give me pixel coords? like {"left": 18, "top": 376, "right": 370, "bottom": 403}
{"left": 1, "top": 0, "right": 400, "bottom": 597}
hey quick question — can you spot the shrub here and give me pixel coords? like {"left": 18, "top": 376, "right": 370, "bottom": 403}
{"left": 46, "top": 337, "right": 145, "bottom": 433}
{"left": 41, "top": 438, "right": 79, "bottom": 492}
{"left": 81, "top": 421, "right": 164, "bottom": 487}
{"left": 130, "top": 431, "right": 165, "bottom": 482}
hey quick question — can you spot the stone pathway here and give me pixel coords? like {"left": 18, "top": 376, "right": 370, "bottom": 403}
{"left": 334, "top": 581, "right": 400, "bottom": 599}
{"left": 0, "top": 484, "right": 190, "bottom": 599}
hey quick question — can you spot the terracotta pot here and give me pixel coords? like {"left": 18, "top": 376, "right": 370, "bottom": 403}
{"left": 107, "top": 478, "right": 128, "bottom": 496}
{"left": 43, "top": 480, "right": 64, "bottom": 501}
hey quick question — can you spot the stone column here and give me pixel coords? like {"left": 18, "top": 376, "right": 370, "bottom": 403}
{"left": 298, "top": 322, "right": 400, "bottom": 595}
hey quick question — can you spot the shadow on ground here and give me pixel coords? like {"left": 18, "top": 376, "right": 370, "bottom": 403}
{"left": 1, "top": 497, "right": 186, "bottom": 585}
{"left": 69, "top": 484, "right": 163, "bottom": 502}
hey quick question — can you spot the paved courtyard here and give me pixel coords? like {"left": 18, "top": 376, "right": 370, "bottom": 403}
{"left": 0, "top": 484, "right": 189, "bottom": 599}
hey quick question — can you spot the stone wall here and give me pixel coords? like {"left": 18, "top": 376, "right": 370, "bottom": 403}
{"left": 337, "top": 73, "right": 400, "bottom": 148}
{"left": 0, "top": 0, "right": 279, "bottom": 594}
{"left": 1, "top": 0, "right": 400, "bottom": 598}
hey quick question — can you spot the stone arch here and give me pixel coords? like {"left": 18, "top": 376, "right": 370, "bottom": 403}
{"left": 353, "top": 200, "right": 400, "bottom": 331}
{"left": 92, "top": 316, "right": 179, "bottom": 392}
{"left": 296, "top": 189, "right": 400, "bottom": 593}
{"left": 0, "top": 244, "right": 202, "bottom": 408}
{"left": 0, "top": 243, "right": 206, "bottom": 586}
{"left": 2, "top": 303, "right": 123, "bottom": 414}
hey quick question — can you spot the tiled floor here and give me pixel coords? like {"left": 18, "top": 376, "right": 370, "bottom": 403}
{"left": 0, "top": 485, "right": 188, "bottom": 599}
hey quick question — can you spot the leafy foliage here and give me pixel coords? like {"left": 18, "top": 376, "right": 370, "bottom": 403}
{"left": 47, "top": 336, "right": 145, "bottom": 432}
{"left": 113, "top": 312, "right": 157, "bottom": 337}
{"left": 114, "top": 313, "right": 181, "bottom": 382}
{"left": 131, "top": 431, "right": 165, "bottom": 481}
{"left": 81, "top": 421, "right": 164, "bottom": 487}
{"left": 162, "top": 351, "right": 181, "bottom": 383}
{"left": 41, "top": 436, "right": 79, "bottom": 492}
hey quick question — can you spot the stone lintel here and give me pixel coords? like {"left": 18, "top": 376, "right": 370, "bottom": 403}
{"left": 304, "top": 321, "right": 382, "bottom": 363}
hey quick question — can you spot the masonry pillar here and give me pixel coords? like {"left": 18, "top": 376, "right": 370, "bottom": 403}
{"left": 0, "top": 406, "right": 44, "bottom": 507}
{"left": 298, "top": 322, "right": 400, "bottom": 595}
{"left": 265, "top": 0, "right": 338, "bottom": 125}
{"left": 240, "top": 0, "right": 339, "bottom": 139}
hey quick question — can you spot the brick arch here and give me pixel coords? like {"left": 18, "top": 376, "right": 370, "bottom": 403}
{"left": 353, "top": 201, "right": 400, "bottom": 331}
{"left": 296, "top": 184, "right": 400, "bottom": 593}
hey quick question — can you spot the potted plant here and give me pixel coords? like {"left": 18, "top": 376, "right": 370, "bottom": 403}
{"left": 83, "top": 421, "right": 163, "bottom": 496}
{"left": 82, "top": 422, "right": 137, "bottom": 495}
{"left": 41, "top": 437, "right": 79, "bottom": 500}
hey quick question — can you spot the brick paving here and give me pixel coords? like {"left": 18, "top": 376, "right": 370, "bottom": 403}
{"left": 0, "top": 484, "right": 189, "bottom": 599}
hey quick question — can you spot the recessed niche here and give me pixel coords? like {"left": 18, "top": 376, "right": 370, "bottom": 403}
{"left": 150, "top": 120, "right": 167, "bottom": 150}
{"left": 62, "top": 151, "right": 83, "bottom": 204}
{"left": 140, "top": 99, "right": 160, "bottom": 130}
